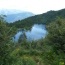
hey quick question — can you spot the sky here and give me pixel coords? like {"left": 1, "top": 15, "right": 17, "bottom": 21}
{"left": 0, "top": 0, "right": 65, "bottom": 14}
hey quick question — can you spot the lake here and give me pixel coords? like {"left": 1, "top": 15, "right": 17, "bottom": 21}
{"left": 14, "top": 24, "right": 47, "bottom": 42}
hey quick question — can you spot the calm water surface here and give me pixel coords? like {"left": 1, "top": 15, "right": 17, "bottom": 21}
{"left": 14, "top": 24, "right": 47, "bottom": 42}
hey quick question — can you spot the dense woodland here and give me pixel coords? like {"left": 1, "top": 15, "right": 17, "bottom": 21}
{"left": 9, "top": 9, "right": 65, "bottom": 29}
{"left": 0, "top": 9, "right": 65, "bottom": 65}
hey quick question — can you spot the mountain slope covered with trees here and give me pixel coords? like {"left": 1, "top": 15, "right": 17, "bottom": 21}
{"left": 9, "top": 9, "right": 65, "bottom": 29}
{"left": 0, "top": 9, "right": 65, "bottom": 65}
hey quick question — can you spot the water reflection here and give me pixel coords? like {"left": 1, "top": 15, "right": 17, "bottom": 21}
{"left": 14, "top": 24, "right": 47, "bottom": 42}
{"left": 25, "top": 24, "right": 47, "bottom": 41}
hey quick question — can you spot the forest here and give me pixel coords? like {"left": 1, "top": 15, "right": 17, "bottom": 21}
{"left": 0, "top": 9, "right": 65, "bottom": 65}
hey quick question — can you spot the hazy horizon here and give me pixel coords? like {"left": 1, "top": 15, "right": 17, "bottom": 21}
{"left": 0, "top": 0, "right": 65, "bottom": 14}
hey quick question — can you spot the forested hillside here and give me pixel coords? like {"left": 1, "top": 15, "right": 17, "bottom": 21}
{"left": 0, "top": 9, "right": 65, "bottom": 65}
{"left": 9, "top": 9, "right": 65, "bottom": 29}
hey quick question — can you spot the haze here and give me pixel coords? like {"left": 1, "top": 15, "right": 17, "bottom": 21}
{"left": 0, "top": 0, "right": 65, "bottom": 14}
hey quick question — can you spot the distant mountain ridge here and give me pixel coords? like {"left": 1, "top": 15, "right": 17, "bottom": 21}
{"left": 0, "top": 9, "right": 34, "bottom": 23}
{"left": 5, "top": 12, "right": 34, "bottom": 23}
{"left": 9, "top": 9, "right": 65, "bottom": 28}
{"left": 0, "top": 9, "right": 23, "bottom": 15}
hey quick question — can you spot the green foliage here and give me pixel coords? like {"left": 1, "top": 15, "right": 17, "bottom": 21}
{"left": 47, "top": 18, "right": 65, "bottom": 53}
{"left": 9, "top": 9, "right": 65, "bottom": 29}
{"left": 42, "top": 18, "right": 65, "bottom": 65}
{"left": 1, "top": 9, "right": 65, "bottom": 65}
{"left": 43, "top": 51, "right": 65, "bottom": 65}
{"left": 0, "top": 15, "right": 17, "bottom": 65}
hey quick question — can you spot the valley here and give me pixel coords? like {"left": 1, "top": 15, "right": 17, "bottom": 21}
{"left": 0, "top": 8, "right": 65, "bottom": 65}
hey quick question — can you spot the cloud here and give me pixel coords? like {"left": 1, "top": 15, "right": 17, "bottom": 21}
{"left": 0, "top": 0, "right": 65, "bottom": 14}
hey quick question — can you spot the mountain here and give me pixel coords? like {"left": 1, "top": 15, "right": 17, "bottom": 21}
{"left": 0, "top": 9, "right": 34, "bottom": 23}
{"left": 5, "top": 12, "right": 34, "bottom": 23}
{"left": 10, "top": 9, "right": 65, "bottom": 29}
{"left": 0, "top": 9, "right": 23, "bottom": 15}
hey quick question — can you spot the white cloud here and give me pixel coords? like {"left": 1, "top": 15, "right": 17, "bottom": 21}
{"left": 0, "top": 0, "right": 65, "bottom": 14}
